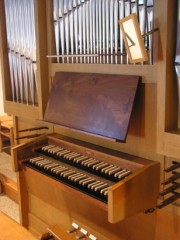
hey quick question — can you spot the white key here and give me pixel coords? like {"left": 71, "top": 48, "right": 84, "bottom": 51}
{"left": 74, "top": 156, "right": 89, "bottom": 163}
{"left": 63, "top": 151, "right": 74, "bottom": 158}
{"left": 48, "top": 147, "right": 63, "bottom": 154}
{"left": 64, "top": 152, "right": 80, "bottom": 159}
{"left": 94, "top": 183, "right": 109, "bottom": 192}
{"left": 42, "top": 144, "right": 55, "bottom": 151}
{"left": 61, "top": 170, "right": 76, "bottom": 177}
{"left": 118, "top": 170, "right": 131, "bottom": 179}
{"left": 87, "top": 159, "right": 99, "bottom": 167}
{"left": 79, "top": 176, "right": 91, "bottom": 185}
{"left": 114, "top": 169, "right": 127, "bottom": 178}
{"left": 104, "top": 166, "right": 119, "bottom": 174}
{"left": 29, "top": 157, "right": 44, "bottom": 163}
{"left": 81, "top": 178, "right": 96, "bottom": 186}
{"left": 87, "top": 180, "right": 100, "bottom": 189}
{"left": 69, "top": 173, "right": 82, "bottom": 180}
{"left": 100, "top": 186, "right": 110, "bottom": 195}
{"left": 101, "top": 164, "right": 114, "bottom": 173}
{"left": 68, "top": 153, "right": 81, "bottom": 160}
{"left": 108, "top": 167, "right": 121, "bottom": 175}
{"left": 44, "top": 163, "right": 59, "bottom": 170}
{"left": 35, "top": 160, "right": 51, "bottom": 167}
{"left": 51, "top": 165, "right": 63, "bottom": 172}
{"left": 91, "top": 181, "right": 104, "bottom": 190}
{"left": 54, "top": 167, "right": 68, "bottom": 174}
{"left": 82, "top": 158, "right": 96, "bottom": 166}
{"left": 73, "top": 175, "right": 87, "bottom": 182}
{"left": 57, "top": 149, "right": 71, "bottom": 156}
{"left": 94, "top": 162, "right": 109, "bottom": 170}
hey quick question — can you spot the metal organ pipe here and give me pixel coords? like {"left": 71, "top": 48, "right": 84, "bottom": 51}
{"left": 52, "top": 0, "right": 154, "bottom": 65}
{"left": 4, "top": 0, "right": 155, "bottom": 103}
{"left": 4, "top": 0, "right": 37, "bottom": 105}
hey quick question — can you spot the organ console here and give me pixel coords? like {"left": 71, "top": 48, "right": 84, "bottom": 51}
{"left": 13, "top": 132, "right": 159, "bottom": 224}
{"left": 12, "top": 72, "right": 160, "bottom": 228}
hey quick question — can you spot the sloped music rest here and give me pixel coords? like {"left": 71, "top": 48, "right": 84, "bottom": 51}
{"left": 44, "top": 72, "right": 140, "bottom": 141}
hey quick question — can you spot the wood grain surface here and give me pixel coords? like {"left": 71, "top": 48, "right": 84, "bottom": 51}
{"left": 44, "top": 72, "right": 140, "bottom": 142}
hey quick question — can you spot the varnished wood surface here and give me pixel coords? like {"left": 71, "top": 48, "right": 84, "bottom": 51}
{"left": 44, "top": 72, "right": 140, "bottom": 142}
{"left": 0, "top": 211, "right": 37, "bottom": 240}
{"left": 3, "top": 101, "right": 40, "bottom": 120}
{"left": 0, "top": 115, "right": 14, "bottom": 152}
{"left": 108, "top": 161, "right": 160, "bottom": 223}
{"left": 0, "top": 115, "right": 12, "bottom": 122}
{"left": 34, "top": 0, "right": 49, "bottom": 119}
{"left": 0, "top": 172, "right": 18, "bottom": 203}
{"left": 18, "top": 181, "right": 180, "bottom": 240}
{"left": 156, "top": 0, "right": 178, "bottom": 157}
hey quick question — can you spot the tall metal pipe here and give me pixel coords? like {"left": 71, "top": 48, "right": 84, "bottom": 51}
{"left": 49, "top": 0, "right": 154, "bottom": 65}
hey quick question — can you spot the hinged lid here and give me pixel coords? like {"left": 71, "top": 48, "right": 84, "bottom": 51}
{"left": 44, "top": 72, "right": 140, "bottom": 142}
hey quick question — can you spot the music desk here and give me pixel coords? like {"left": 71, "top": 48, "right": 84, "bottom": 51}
{"left": 0, "top": 211, "right": 37, "bottom": 240}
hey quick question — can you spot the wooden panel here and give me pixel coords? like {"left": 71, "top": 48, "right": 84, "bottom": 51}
{"left": 17, "top": 172, "right": 29, "bottom": 227}
{"left": 0, "top": 173, "right": 18, "bottom": 203}
{"left": 108, "top": 161, "right": 160, "bottom": 223}
{"left": 156, "top": 0, "right": 178, "bottom": 154}
{"left": 2, "top": 180, "right": 18, "bottom": 203}
{"left": 34, "top": 0, "right": 49, "bottom": 118}
{"left": 12, "top": 134, "right": 49, "bottom": 172}
{"left": 44, "top": 72, "right": 140, "bottom": 142}
{"left": 3, "top": 101, "right": 39, "bottom": 119}
{"left": 155, "top": 209, "right": 180, "bottom": 240}
{"left": 49, "top": 63, "right": 157, "bottom": 84}
{"left": 163, "top": 131, "right": 180, "bottom": 158}
{"left": 23, "top": 166, "right": 107, "bottom": 211}
{"left": 23, "top": 191, "right": 180, "bottom": 240}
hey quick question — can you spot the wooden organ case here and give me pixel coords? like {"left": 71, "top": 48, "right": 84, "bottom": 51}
{"left": 12, "top": 72, "right": 160, "bottom": 239}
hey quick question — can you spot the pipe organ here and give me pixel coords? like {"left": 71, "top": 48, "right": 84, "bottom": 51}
{"left": 2, "top": 0, "right": 179, "bottom": 239}
{"left": 52, "top": 0, "right": 154, "bottom": 64}
{"left": 12, "top": 72, "right": 160, "bottom": 238}
{"left": 3, "top": 0, "right": 155, "bottom": 105}
{"left": 4, "top": 0, "right": 37, "bottom": 105}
